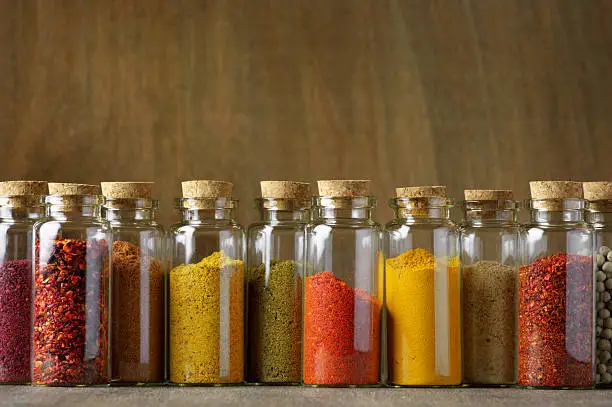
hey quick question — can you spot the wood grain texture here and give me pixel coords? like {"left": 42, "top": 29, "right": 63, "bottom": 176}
{"left": 0, "top": 0, "right": 611, "bottom": 226}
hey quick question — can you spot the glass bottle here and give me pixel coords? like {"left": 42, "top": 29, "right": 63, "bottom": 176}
{"left": 584, "top": 181, "right": 612, "bottom": 387}
{"left": 384, "top": 186, "right": 461, "bottom": 386}
{"left": 101, "top": 182, "right": 165, "bottom": 385}
{"left": 32, "top": 183, "right": 111, "bottom": 386}
{"left": 0, "top": 181, "right": 47, "bottom": 384}
{"left": 168, "top": 180, "right": 245, "bottom": 385}
{"left": 460, "top": 189, "right": 519, "bottom": 386}
{"left": 304, "top": 180, "right": 382, "bottom": 387}
{"left": 518, "top": 181, "right": 594, "bottom": 389}
{"left": 247, "top": 181, "right": 309, "bottom": 385}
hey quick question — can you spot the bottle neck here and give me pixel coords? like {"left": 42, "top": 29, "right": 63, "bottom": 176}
{"left": 177, "top": 197, "right": 237, "bottom": 224}
{"left": 528, "top": 198, "right": 586, "bottom": 225}
{"left": 391, "top": 197, "right": 452, "bottom": 223}
{"left": 312, "top": 196, "right": 375, "bottom": 221}
{"left": 463, "top": 200, "right": 519, "bottom": 226}
{"left": 181, "top": 208, "right": 234, "bottom": 222}
{"left": 103, "top": 198, "right": 158, "bottom": 224}
{"left": 46, "top": 195, "right": 104, "bottom": 220}
{"left": 586, "top": 200, "right": 612, "bottom": 227}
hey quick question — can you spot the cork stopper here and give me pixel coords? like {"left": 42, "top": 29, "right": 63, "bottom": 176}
{"left": 317, "top": 180, "right": 370, "bottom": 197}
{"left": 396, "top": 186, "right": 446, "bottom": 198}
{"left": 48, "top": 183, "right": 101, "bottom": 196}
{"left": 0, "top": 181, "right": 48, "bottom": 196}
{"left": 583, "top": 182, "right": 612, "bottom": 201}
{"left": 260, "top": 181, "right": 311, "bottom": 209}
{"left": 464, "top": 189, "right": 513, "bottom": 201}
{"left": 0, "top": 181, "right": 47, "bottom": 208}
{"left": 529, "top": 181, "right": 582, "bottom": 199}
{"left": 529, "top": 181, "right": 583, "bottom": 210}
{"left": 182, "top": 180, "right": 233, "bottom": 198}
{"left": 101, "top": 182, "right": 154, "bottom": 199}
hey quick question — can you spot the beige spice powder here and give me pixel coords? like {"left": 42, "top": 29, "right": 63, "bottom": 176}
{"left": 462, "top": 260, "right": 517, "bottom": 385}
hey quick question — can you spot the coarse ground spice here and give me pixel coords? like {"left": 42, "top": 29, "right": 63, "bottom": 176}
{"left": 33, "top": 238, "right": 109, "bottom": 386}
{"left": 112, "top": 241, "right": 164, "bottom": 383}
{"left": 385, "top": 248, "right": 461, "bottom": 386}
{"left": 247, "top": 260, "right": 302, "bottom": 383}
{"left": 463, "top": 260, "right": 516, "bottom": 385}
{"left": 0, "top": 259, "right": 32, "bottom": 383}
{"left": 303, "top": 271, "right": 381, "bottom": 386}
{"left": 169, "top": 251, "right": 244, "bottom": 384}
{"left": 518, "top": 253, "right": 593, "bottom": 387}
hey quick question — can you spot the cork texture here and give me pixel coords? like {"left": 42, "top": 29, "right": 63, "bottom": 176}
{"left": 317, "top": 180, "right": 370, "bottom": 197}
{"left": 0, "top": 181, "right": 48, "bottom": 196}
{"left": 101, "top": 182, "right": 154, "bottom": 198}
{"left": 464, "top": 189, "right": 513, "bottom": 200}
{"left": 395, "top": 185, "right": 446, "bottom": 198}
{"left": 48, "top": 183, "right": 101, "bottom": 195}
{"left": 583, "top": 181, "right": 612, "bottom": 201}
{"left": 261, "top": 181, "right": 310, "bottom": 199}
{"left": 181, "top": 180, "right": 233, "bottom": 198}
{"left": 529, "top": 180, "right": 583, "bottom": 199}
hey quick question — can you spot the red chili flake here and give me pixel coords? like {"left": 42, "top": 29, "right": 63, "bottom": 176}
{"left": 33, "top": 238, "right": 109, "bottom": 386}
{"left": 518, "top": 253, "right": 593, "bottom": 387}
{"left": 303, "top": 271, "right": 380, "bottom": 385}
{"left": 0, "top": 259, "right": 32, "bottom": 383}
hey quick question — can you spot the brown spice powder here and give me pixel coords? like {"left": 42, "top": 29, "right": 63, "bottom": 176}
{"left": 463, "top": 260, "right": 516, "bottom": 385}
{"left": 111, "top": 241, "right": 164, "bottom": 383}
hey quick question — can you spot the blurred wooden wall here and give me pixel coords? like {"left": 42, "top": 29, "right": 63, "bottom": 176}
{"left": 1, "top": 0, "right": 611, "bottom": 225}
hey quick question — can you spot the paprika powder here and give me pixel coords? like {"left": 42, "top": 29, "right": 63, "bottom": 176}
{"left": 303, "top": 271, "right": 381, "bottom": 385}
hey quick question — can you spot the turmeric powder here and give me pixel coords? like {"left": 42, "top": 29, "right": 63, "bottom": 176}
{"left": 169, "top": 251, "right": 244, "bottom": 384}
{"left": 385, "top": 248, "right": 461, "bottom": 385}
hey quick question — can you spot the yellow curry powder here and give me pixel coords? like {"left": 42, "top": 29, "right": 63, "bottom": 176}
{"left": 169, "top": 251, "right": 244, "bottom": 384}
{"left": 385, "top": 248, "right": 461, "bottom": 385}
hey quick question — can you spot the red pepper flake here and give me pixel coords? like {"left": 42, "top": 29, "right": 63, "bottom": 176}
{"left": 0, "top": 259, "right": 32, "bottom": 383}
{"left": 33, "top": 238, "right": 109, "bottom": 386}
{"left": 303, "top": 271, "right": 380, "bottom": 385}
{"left": 518, "top": 253, "right": 593, "bottom": 387}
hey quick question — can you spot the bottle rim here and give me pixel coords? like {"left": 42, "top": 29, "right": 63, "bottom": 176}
{"left": 175, "top": 197, "right": 238, "bottom": 210}
{"left": 389, "top": 196, "right": 453, "bottom": 209}
{"left": 45, "top": 194, "right": 104, "bottom": 206}
{"left": 103, "top": 197, "right": 159, "bottom": 210}
{"left": 254, "top": 197, "right": 310, "bottom": 211}
{"left": 313, "top": 195, "right": 376, "bottom": 209}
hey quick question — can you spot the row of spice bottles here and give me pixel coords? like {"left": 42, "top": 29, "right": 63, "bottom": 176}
{"left": 0, "top": 178, "right": 608, "bottom": 388}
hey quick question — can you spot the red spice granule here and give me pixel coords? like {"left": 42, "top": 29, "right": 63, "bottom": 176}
{"left": 518, "top": 253, "right": 593, "bottom": 387}
{"left": 33, "top": 238, "right": 109, "bottom": 386}
{"left": 0, "top": 259, "right": 32, "bottom": 383}
{"left": 304, "top": 271, "right": 381, "bottom": 385}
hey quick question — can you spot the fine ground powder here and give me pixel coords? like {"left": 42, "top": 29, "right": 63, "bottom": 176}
{"left": 0, "top": 259, "right": 31, "bottom": 383}
{"left": 385, "top": 248, "right": 461, "bottom": 386}
{"left": 111, "top": 241, "right": 164, "bottom": 383}
{"left": 303, "top": 271, "right": 381, "bottom": 385}
{"left": 169, "top": 251, "right": 244, "bottom": 384}
{"left": 462, "top": 260, "right": 516, "bottom": 385}
{"left": 247, "top": 260, "right": 302, "bottom": 383}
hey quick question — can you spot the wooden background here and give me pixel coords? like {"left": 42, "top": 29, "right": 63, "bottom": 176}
{"left": 1, "top": 0, "right": 611, "bottom": 225}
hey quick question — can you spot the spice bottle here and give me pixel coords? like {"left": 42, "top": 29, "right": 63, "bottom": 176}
{"left": 584, "top": 181, "right": 612, "bottom": 387}
{"left": 0, "top": 181, "right": 47, "bottom": 384}
{"left": 101, "top": 182, "right": 165, "bottom": 385}
{"left": 168, "top": 180, "right": 245, "bottom": 385}
{"left": 519, "top": 181, "right": 594, "bottom": 389}
{"left": 460, "top": 189, "right": 519, "bottom": 386}
{"left": 32, "top": 183, "right": 111, "bottom": 386}
{"left": 384, "top": 186, "right": 461, "bottom": 386}
{"left": 247, "top": 181, "right": 309, "bottom": 384}
{"left": 304, "top": 180, "right": 382, "bottom": 387}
